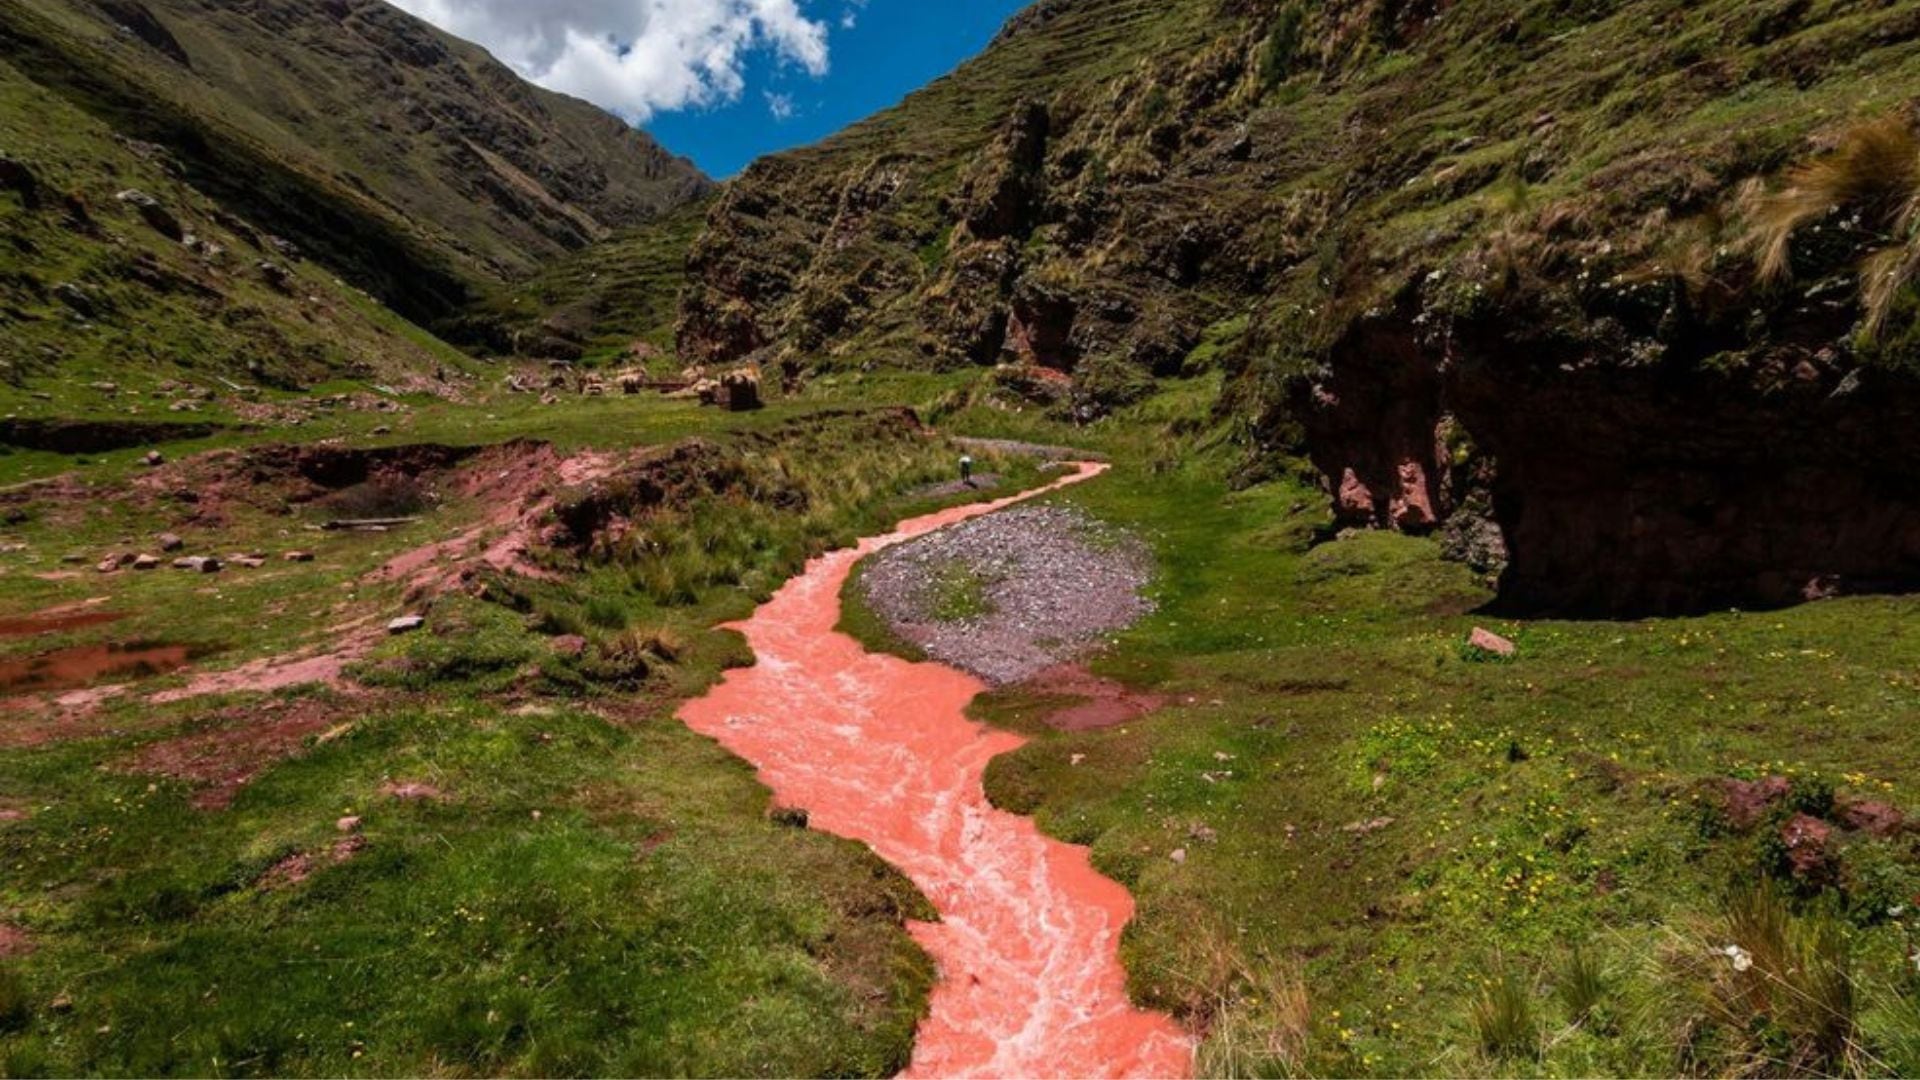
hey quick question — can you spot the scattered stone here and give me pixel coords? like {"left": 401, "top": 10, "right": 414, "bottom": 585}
{"left": 52, "top": 282, "right": 95, "bottom": 316}
{"left": 1467, "top": 627, "right": 1517, "bottom": 657}
{"left": 1836, "top": 796, "right": 1907, "bottom": 838}
{"left": 550, "top": 634, "right": 588, "bottom": 658}
{"left": 157, "top": 532, "right": 184, "bottom": 552}
{"left": 371, "top": 425, "right": 392, "bottom": 436}
{"left": 858, "top": 503, "right": 1152, "bottom": 686}
{"left": 95, "top": 556, "right": 120, "bottom": 574}
{"left": 173, "top": 556, "right": 222, "bottom": 573}
{"left": 1168, "top": 848, "right": 1187, "bottom": 865}
{"left": 387, "top": 614, "right": 425, "bottom": 634}
{"left": 381, "top": 781, "right": 441, "bottom": 801}
{"left": 131, "top": 554, "right": 161, "bottom": 570}
{"left": 231, "top": 556, "right": 266, "bottom": 569}
{"left": 336, "top": 815, "right": 363, "bottom": 834}
{"left": 284, "top": 550, "right": 315, "bottom": 563}
{"left": 770, "top": 805, "right": 810, "bottom": 829}
{"left": 48, "top": 992, "right": 72, "bottom": 1014}
{"left": 115, "top": 188, "right": 183, "bottom": 240}
{"left": 1343, "top": 817, "right": 1396, "bottom": 836}
{"left": 144, "top": 450, "right": 164, "bottom": 467}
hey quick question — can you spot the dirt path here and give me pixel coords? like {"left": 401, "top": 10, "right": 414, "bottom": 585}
{"left": 677, "top": 464, "right": 1191, "bottom": 1079}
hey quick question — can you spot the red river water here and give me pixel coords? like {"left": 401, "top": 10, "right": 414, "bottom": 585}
{"left": 678, "top": 463, "right": 1192, "bottom": 1079}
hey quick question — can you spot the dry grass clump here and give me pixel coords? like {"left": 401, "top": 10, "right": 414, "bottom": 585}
{"left": 1744, "top": 114, "right": 1920, "bottom": 336}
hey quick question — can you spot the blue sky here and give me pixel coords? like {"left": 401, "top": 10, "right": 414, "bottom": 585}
{"left": 644, "top": 1, "right": 1030, "bottom": 177}
{"left": 392, "top": 0, "right": 1033, "bottom": 180}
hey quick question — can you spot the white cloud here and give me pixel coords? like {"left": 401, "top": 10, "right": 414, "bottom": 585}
{"left": 388, "top": 0, "right": 831, "bottom": 121}
{"left": 764, "top": 91, "right": 795, "bottom": 120}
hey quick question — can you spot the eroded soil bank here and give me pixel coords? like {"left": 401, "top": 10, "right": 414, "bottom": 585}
{"left": 677, "top": 463, "right": 1191, "bottom": 1079}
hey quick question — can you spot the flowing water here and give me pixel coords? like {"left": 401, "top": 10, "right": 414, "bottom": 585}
{"left": 678, "top": 464, "right": 1192, "bottom": 1079}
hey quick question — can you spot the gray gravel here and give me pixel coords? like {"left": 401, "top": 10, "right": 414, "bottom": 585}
{"left": 860, "top": 505, "right": 1153, "bottom": 685}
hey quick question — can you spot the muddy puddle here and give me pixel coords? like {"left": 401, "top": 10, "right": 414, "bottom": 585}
{"left": 0, "top": 642, "right": 190, "bottom": 696}
{"left": 0, "top": 608, "right": 125, "bottom": 638}
{"left": 678, "top": 464, "right": 1191, "bottom": 1079}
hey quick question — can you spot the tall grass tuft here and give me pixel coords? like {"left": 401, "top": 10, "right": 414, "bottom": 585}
{"left": 1559, "top": 946, "right": 1612, "bottom": 1029}
{"left": 1691, "top": 882, "right": 1865, "bottom": 1076}
{"left": 1471, "top": 963, "right": 1540, "bottom": 1061}
{"left": 1744, "top": 113, "right": 1920, "bottom": 336}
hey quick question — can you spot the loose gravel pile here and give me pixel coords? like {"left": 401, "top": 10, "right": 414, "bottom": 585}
{"left": 860, "top": 505, "right": 1153, "bottom": 685}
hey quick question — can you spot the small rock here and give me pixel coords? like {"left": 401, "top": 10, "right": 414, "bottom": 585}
{"left": 284, "top": 550, "right": 315, "bottom": 563}
{"left": 95, "top": 557, "right": 120, "bottom": 574}
{"left": 336, "top": 815, "right": 362, "bottom": 834}
{"left": 387, "top": 614, "right": 425, "bottom": 635}
{"left": 1468, "top": 627, "right": 1517, "bottom": 657}
{"left": 61, "top": 552, "right": 87, "bottom": 564}
{"left": 48, "top": 992, "right": 73, "bottom": 1014}
{"left": 1836, "top": 796, "right": 1907, "bottom": 838}
{"left": 115, "top": 188, "right": 183, "bottom": 240}
{"left": 131, "top": 554, "right": 161, "bottom": 570}
{"left": 1342, "top": 816, "right": 1396, "bottom": 836}
{"left": 770, "top": 805, "right": 810, "bottom": 829}
{"left": 1781, "top": 813, "right": 1837, "bottom": 882}
{"left": 157, "top": 532, "right": 184, "bottom": 552}
{"left": 371, "top": 425, "right": 391, "bottom": 436}
{"left": 1168, "top": 848, "right": 1187, "bottom": 865}
{"left": 231, "top": 556, "right": 266, "bottom": 569}
{"left": 144, "top": 450, "right": 164, "bottom": 466}
{"left": 550, "top": 634, "right": 588, "bottom": 658}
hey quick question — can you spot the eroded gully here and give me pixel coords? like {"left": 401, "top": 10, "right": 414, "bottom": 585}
{"left": 676, "top": 463, "right": 1193, "bottom": 1078}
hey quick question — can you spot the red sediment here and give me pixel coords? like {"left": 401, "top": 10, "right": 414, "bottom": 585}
{"left": 0, "top": 600, "right": 124, "bottom": 638}
{"left": 1027, "top": 663, "right": 1167, "bottom": 732}
{"left": 0, "top": 642, "right": 188, "bottom": 696}
{"left": 678, "top": 463, "right": 1192, "bottom": 1079}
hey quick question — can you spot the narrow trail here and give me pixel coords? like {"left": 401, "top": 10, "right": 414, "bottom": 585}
{"left": 677, "top": 463, "right": 1192, "bottom": 1079}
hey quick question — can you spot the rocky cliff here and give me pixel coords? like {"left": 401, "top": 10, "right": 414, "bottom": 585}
{"left": 675, "top": 0, "right": 1920, "bottom": 615}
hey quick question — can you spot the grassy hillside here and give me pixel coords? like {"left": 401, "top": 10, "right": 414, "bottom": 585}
{"left": 0, "top": 52, "right": 478, "bottom": 411}
{"left": 0, "top": 0, "right": 711, "bottom": 329}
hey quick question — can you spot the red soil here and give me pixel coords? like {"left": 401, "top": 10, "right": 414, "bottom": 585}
{"left": 0, "top": 599, "right": 124, "bottom": 638}
{"left": 0, "top": 643, "right": 189, "bottom": 696}
{"left": 117, "top": 696, "right": 342, "bottom": 809}
{"left": 678, "top": 464, "right": 1191, "bottom": 1079}
{"left": 1027, "top": 663, "right": 1167, "bottom": 732}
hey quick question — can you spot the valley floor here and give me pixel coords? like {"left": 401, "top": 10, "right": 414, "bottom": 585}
{"left": 0, "top": 374, "right": 1917, "bottom": 1077}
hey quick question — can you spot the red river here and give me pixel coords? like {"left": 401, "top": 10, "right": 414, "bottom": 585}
{"left": 678, "top": 463, "right": 1192, "bottom": 1078}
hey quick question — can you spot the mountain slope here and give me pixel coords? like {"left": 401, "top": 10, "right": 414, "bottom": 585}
{"left": 0, "top": 0, "right": 711, "bottom": 324}
{"left": 674, "top": 0, "right": 1920, "bottom": 615}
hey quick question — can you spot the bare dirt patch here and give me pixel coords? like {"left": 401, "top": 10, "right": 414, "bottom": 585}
{"left": 0, "top": 922, "right": 31, "bottom": 957}
{"left": 117, "top": 696, "right": 347, "bottom": 809}
{"left": 1022, "top": 662, "right": 1168, "bottom": 731}
{"left": 859, "top": 505, "right": 1153, "bottom": 685}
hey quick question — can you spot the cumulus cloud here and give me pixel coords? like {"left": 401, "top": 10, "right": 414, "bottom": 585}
{"left": 389, "top": 0, "right": 831, "bottom": 121}
{"left": 764, "top": 91, "right": 795, "bottom": 120}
